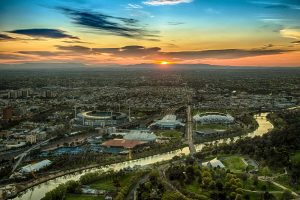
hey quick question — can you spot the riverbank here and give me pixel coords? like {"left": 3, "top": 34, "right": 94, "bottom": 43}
{"left": 10, "top": 112, "right": 273, "bottom": 200}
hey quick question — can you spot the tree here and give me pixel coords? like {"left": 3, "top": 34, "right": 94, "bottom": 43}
{"left": 263, "top": 191, "right": 275, "bottom": 200}
{"left": 262, "top": 166, "right": 270, "bottom": 178}
{"left": 280, "top": 190, "right": 293, "bottom": 200}
{"left": 253, "top": 175, "right": 258, "bottom": 186}
{"left": 241, "top": 173, "right": 248, "bottom": 182}
{"left": 235, "top": 194, "right": 243, "bottom": 200}
{"left": 66, "top": 180, "right": 81, "bottom": 193}
{"left": 216, "top": 181, "right": 223, "bottom": 191}
{"left": 162, "top": 191, "right": 182, "bottom": 200}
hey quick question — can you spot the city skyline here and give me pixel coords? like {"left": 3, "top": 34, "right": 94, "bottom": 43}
{"left": 1, "top": 0, "right": 300, "bottom": 67}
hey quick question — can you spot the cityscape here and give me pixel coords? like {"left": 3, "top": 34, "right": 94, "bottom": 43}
{"left": 0, "top": 0, "right": 300, "bottom": 200}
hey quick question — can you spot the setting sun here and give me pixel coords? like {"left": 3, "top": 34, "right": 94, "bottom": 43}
{"left": 160, "top": 61, "right": 170, "bottom": 65}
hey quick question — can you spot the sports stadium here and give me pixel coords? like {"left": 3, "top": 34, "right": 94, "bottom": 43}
{"left": 76, "top": 111, "right": 127, "bottom": 127}
{"left": 193, "top": 112, "right": 234, "bottom": 124}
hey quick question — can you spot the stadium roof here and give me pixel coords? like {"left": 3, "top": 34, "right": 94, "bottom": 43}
{"left": 102, "top": 139, "right": 146, "bottom": 149}
{"left": 202, "top": 158, "right": 225, "bottom": 168}
{"left": 124, "top": 131, "right": 156, "bottom": 142}
{"left": 149, "top": 115, "right": 185, "bottom": 127}
{"left": 193, "top": 114, "right": 234, "bottom": 123}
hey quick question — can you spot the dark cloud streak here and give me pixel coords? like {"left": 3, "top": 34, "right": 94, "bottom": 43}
{"left": 8, "top": 28, "right": 79, "bottom": 39}
{"left": 14, "top": 45, "right": 290, "bottom": 60}
{"left": 58, "top": 7, "right": 159, "bottom": 41}
{"left": 0, "top": 33, "right": 16, "bottom": 41}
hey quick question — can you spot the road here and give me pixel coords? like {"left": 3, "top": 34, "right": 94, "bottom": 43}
{"left": 11, "top": 137, "right": 55, "bottom": 173}
{"left": 186, "top": 105, "right": 196, "bottom": 155}
{"left": 125, "top": 174, "right": 149, "bottom": 200}
{"left": 258, "top": 176, "right": 299, "bottom": 198}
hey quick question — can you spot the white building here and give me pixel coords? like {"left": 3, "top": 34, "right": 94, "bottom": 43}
{"left": 202, "top": 158, "right": 225, "bottom": 168}
{"left": 149, "top": 115, "right": 185, "bottom": 129}
{"left": 26, "top": 134, "right": 37, "bottom": 144}
{"left": 20, "top": 160, "right": 52, "bottom": 173}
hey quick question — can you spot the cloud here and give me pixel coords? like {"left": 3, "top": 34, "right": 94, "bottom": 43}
{"left": 3, "top": 45, "right": 290, "bottom": 65}
{"left": 93, "top": 45, "right": 161, "bottom": 57}
{"left": 251, "top": 1, "right": 300, "bottom": 10}
{"left": 58, "top": 7, "right": 159, "bottom": 40}
{"left": 125, "top": 3, "right": 154, "bottom": 18}
{"left": 280, "top": 28, "right": 300, "bottom": 39}
{"left": 62, "top": 40, "right": 91, "bottom": 44}
{"left": 126, "top": 4, "right": 143, "bottom": 9}
{"left": 0, "top": 33, "right": 16, "bottom": 41}
{"left": 291, "top": 40, "right": 300, "bottom": 44}
{"left": 90, "top": 45, "right": 290, "bottom": 60}
{"left": 56, "top": 45, "right": 91, "bottom": 53}
{"left": 8, "top": 28, "right": 79, "bottom": 39}
{"left": 168, "top": 22, "right": 185, "bottom": 26}
{"left": 143, "top": 0, "right": 193, "bottom": 6}
{"left": 17, "top": 51, "right": 62, "bottom": 56}
{"left": 0, "top": 53, "right": 28, "bottom": 60}
{"left": 162, "top": 49, "right": 290, "bottom": 59}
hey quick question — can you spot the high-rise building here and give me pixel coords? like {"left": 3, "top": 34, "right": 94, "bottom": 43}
{"left": 8, "top": 91, "right": 18, "bottom": 99}
{"left": 21, "top": 90, "right": 29, "bottom": 97}
{"left": 26, "top": 134, "right": 37, "bottom": 144}
{"left": 44, "top": 90, "right": 53, "bottom": 98}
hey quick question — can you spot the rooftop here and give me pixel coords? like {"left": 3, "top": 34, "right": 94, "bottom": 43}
{"left": 102, "top": 139, "right": 146, "bottom": 149}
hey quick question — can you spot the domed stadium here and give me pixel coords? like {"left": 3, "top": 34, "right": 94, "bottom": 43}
{"left": 76, "top": 111, "right": 127, "bottom": 127}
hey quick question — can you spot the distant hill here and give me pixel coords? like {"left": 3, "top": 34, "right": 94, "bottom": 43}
{"left": 0, "top": 62, "right": 299, "bottom": 70}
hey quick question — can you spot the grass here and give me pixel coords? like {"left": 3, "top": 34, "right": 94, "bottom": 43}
{"left": 156, "top": 130, "right": 182, "bottom": 138}
{"left": 89, "top": 173, "right": 135, "bottom": 191}
{"left": 243, "top": 191, "right": 283, "bottom": 200}
{"left": 290, "top": 151, "right": 300, "bottom": 164}
{"left": 90, "top": 178, "right": 115, "bottom": 191}
{"left": 65, "top": 194, "right": 104, "bottom": 200}
{"left": 242, "top": 176, "right": 284, "bottom": 192}
{"left": 184, "top": 180, "right": 210, "bottom": 197}
{"left": 275, "top": 174, "right": 300, "bottom": 192}
{"left": 221, "top": 155, "right": 247, "bottom": 172}
{"left": 185, "top": 181, "right": 202, "bottom": 194}
{"left": 196, "top": 124, "right": 229, "bottom": 130}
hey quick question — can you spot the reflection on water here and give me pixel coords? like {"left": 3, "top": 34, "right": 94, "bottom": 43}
{"left": 13, "top": 113, "right": 273, "bottom": 200}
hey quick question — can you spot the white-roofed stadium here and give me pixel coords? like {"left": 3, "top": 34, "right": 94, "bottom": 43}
{"left": 193, "top": 112, "right": 234, "bottom": 124}
{"left": 149, "top": 115, "right": 185, "bottom": 129}
{"left": 76, "top": 111, "right": 127, "bottom": 127}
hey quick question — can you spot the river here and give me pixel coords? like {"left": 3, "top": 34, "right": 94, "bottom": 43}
{"left": 13, "top": 113, "right": 273, "bottom": 200}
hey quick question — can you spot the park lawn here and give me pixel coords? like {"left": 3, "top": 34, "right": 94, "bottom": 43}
{"left": 222, "top": 155, "right": 247, "bottom": 172}
{"left": 290, "top": 151, "right": 300, "bottom": 164}
{"left": 119, "top": 173, "right": 136, "bottom": 186}
{"left": 65, "top": 194, "right": 104, "bottom": 200}
{"left": 185, "top": 180, "right": 210, "bottom": 197}
{"left": 243, "top": 191, "right": 283, "bottom": 200}
{"left": 90, "top": 178, "right": 115, "bottom": 191}
{"left": 89, "top": 172, "right": 135, "bottom": 191}
{"left": 157, "top": 130, "right": 182, "bottom": 138}
{"left": 242, "top": 176, "right": 284, "bottom": 192}
{"left": 185, "top": 180, "right": 202, "bottom": 194}
{"left": 275, "top": 174, "right": 300, "bottom": 192}
{"left": 197, "top": 124, "right": 228, "bottom": 130}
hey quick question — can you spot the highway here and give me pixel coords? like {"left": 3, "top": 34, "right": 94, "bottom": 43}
{"left": 186, "top": 105, "right": 196, "bottom": 155}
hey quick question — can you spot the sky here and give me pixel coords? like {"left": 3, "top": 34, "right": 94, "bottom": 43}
{"left": 0, "top": 0, "right": 300, "bottom": 67}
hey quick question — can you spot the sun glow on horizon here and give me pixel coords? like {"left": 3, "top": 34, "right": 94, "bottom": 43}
{"left": 160, "top": 61, "right": 170, "bottom": 65}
